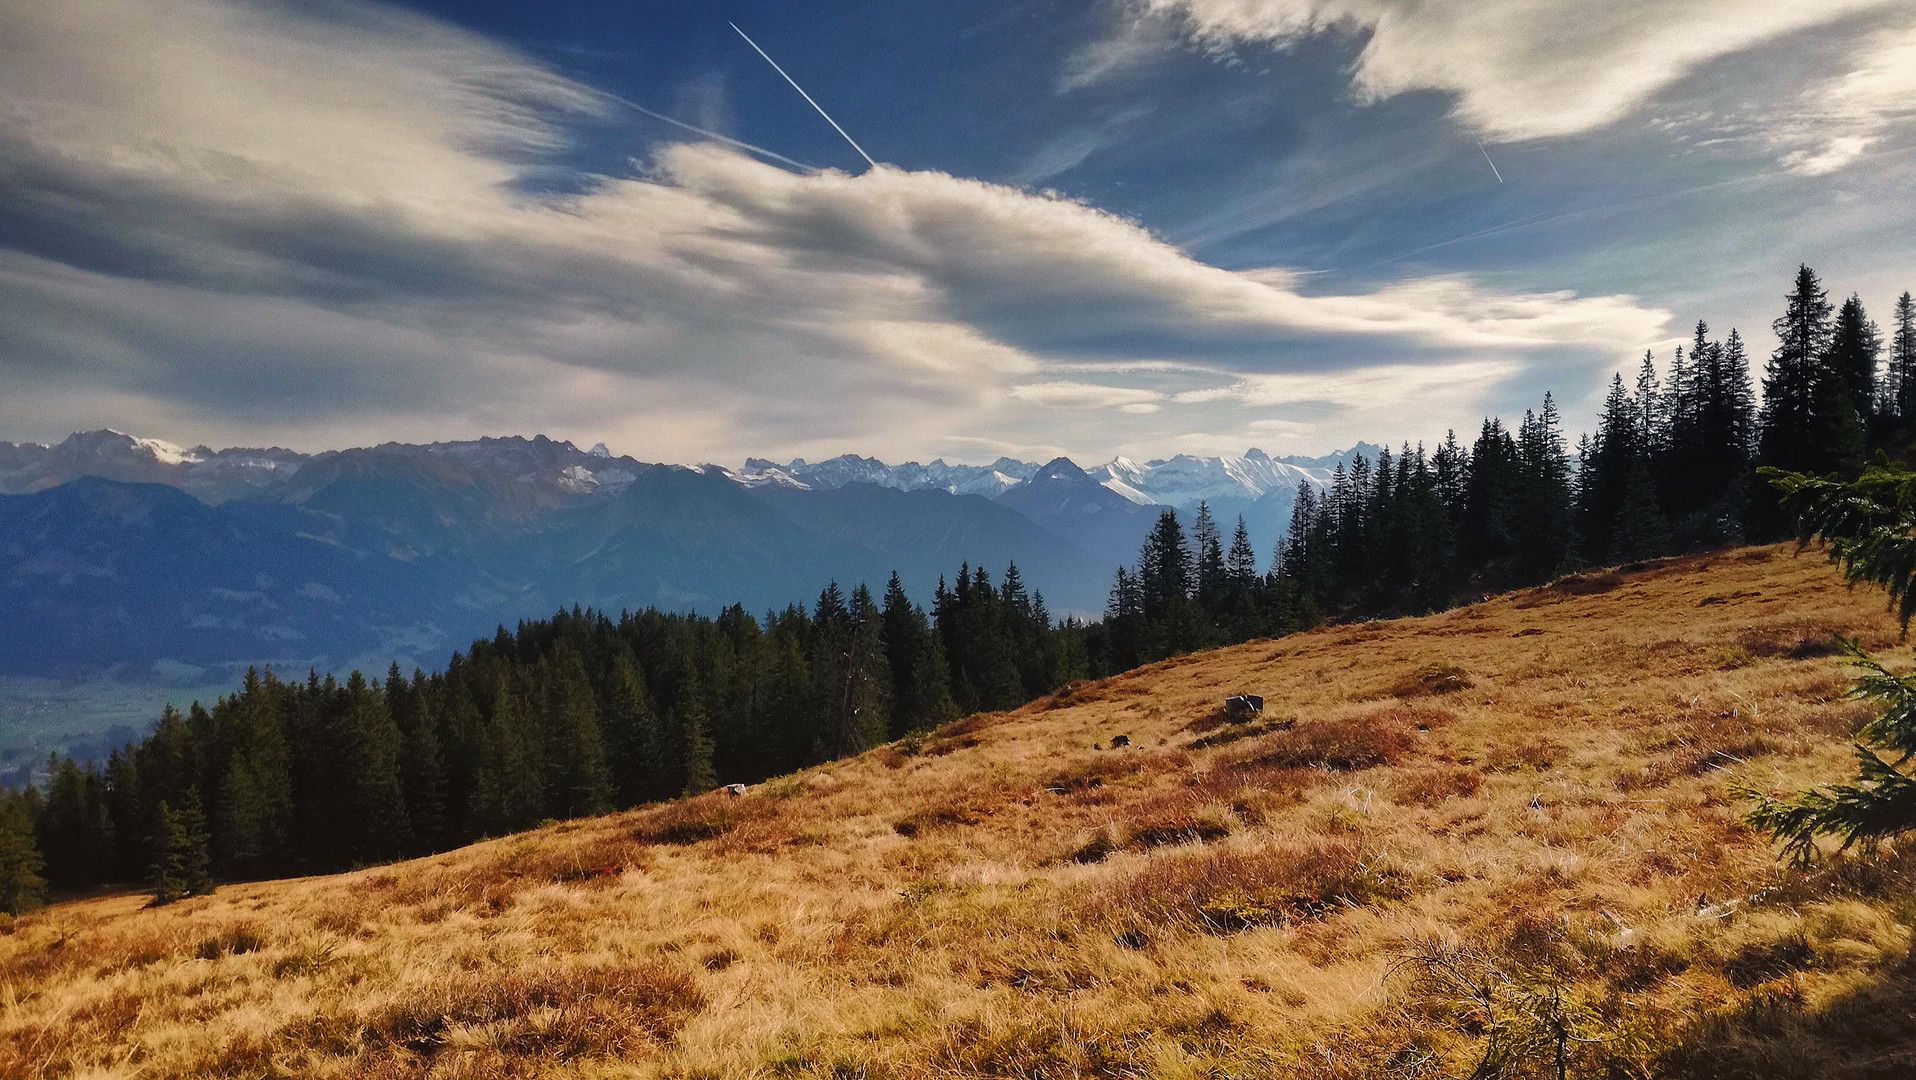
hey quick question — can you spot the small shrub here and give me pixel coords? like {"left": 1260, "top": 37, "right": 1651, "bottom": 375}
{"left": 1384, "top": 663, "right": 1474, "bottom": 698}
{"left": 1395, "top": 767, "right": 1483, "bottom": 807}
{"left": 1238, "top": 715, "right": 1418, "bottom": 772}
{"left": 632, "top": 793, "right": 772, "bottom": 846}
{"left": 1092, "top": 840, "right": 1406, "bottom": 933}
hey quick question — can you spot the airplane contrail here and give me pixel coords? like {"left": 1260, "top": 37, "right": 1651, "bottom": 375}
{"left": 1476, "top": 139, "right": 1504, "bottom": 184}
{"left": 730, "top": 21, "right": 878, "bottom": 169}
{"left": 607, "top": 93, "right": 818, "bottom": 173}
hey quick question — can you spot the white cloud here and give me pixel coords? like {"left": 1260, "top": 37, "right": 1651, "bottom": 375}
{"left": 0, "top": 0, "right": 1671, "bottom": 463}
{"left": 1121, "top": 0, "right": 1904, "bottom": 142}
{"left": 1011, "top": 381, "right": 1165, "bottom": 410}
{"left": 1776, "top": 22, "right": 1916, "bottom": 174}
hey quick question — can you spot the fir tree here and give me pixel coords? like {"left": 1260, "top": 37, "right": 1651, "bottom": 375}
{"left": 1225, "top": 515, "right": 1258, "bottom": 589}
{"left": 541, "top": 648, "right": 613, "bottom": 819}
{"left": 1192, "top": 502, "right": 1226, "bottom": 612}
{"left": 152, "top": 790, "right": 212, "bottom": 904}
{"left": 1741, "top": 461, "right": 1916, "bottom": 862}
{"left": 0, "top": 794, "right": 46, "bottom": 914}
{"left": 1756, "top": 265, "right": 1842, "bottom": 538}
{"left": 1826, "top": 293, "right": 1881, "bottom": 426}
{"left": 1892, "top": 292, "right": 1916, "bottom": 422}
{"left": 343, "top": 670, "right": 408, "bottom": 860}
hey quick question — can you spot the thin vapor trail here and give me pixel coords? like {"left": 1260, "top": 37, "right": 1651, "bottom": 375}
{"left": 730, "top": 21, "right": 878, "bottom": 169}
{"left": 608, "top": 94, "right": 818, "bottom": 172}
{"left": 1476, "top": 139, "right": 1504, "bottom": 183}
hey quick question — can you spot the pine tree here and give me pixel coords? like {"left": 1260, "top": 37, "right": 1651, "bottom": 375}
{"left": 471, "top": 672, "right": 542, "bottom": 834}
{"left": 343, "top": 670, "right": 408, "bottom": 860}
{"left": 1827, "top": 293, "right": 1882, "bottom": 427}
{"left": 673, "top": 669, "right": 718, "bottom": 797}
{"left": 1225, "top": 515, "right": 1258, "bottom": 589}
{"left": 1513, "top": 394, "right": 1575, "bottom": 582}
{"left": 1192, "top": 502, "right": 1226, "bottom": 613}
{"left": 603, "top": 649, "right": 659, "bottom": 806}
{"left": 151, "top": 791, "right": 212, "bottom": 904}
{"left": 37, "top": 757, "right": 113, "bottom": 888}
{"left": 390, "top": 668, "right": 447, "bottom": 850}
{"left": 541, "top": 648, "right": 613, "bottom": 819}
{"left": 1757, "top": 265, "right": 1840, "bottom": 533}
{"left": 1892, "top": 292, "right": 1916, "bottom": 423}
{"left": 0, "top": 794, "right": 46, "bottom": 914}
{"left": 881, "top": 573, "right": 955, "bottom": 737}
{"left": 834, "top": 583, "right": 892, "bottom": 756}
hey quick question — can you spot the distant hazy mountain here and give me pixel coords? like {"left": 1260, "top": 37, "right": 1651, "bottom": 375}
{"left": 992, "top": 457, "right": 1169, "bottom": 570}
{"left": 729, "top": 454, "right": 1039, "bottom": 498}
{"left": 0, "top": 429, "right": 307, "bottom": 503}
{"left": 0, "top": 430, "right": 1356, "bottom": 691}
{"left": 1090, "top": 449, "right": 1333, "bottom": 562}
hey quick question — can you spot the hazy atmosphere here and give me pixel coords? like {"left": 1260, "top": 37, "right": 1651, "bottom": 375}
{"left": 5, "top": 0, "right": 1913, "bottom": 463}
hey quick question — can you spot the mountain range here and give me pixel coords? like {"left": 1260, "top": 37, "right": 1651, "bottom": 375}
{"left": 0, "top": 430, "right": 1353, "bottom": 689}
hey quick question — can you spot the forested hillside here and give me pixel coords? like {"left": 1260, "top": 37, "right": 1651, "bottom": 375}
{"left": 3, "top": 264, "right": 1910, "bottom": 902}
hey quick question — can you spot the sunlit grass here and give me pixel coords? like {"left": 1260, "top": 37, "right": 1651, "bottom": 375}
{"left": 4, "top": 544, "right": 1913, "bottom": 1077}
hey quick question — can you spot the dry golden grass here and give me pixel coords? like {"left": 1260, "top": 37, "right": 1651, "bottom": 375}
{"left": 7, "top": 545, "right": 1916, "bottom": 1078}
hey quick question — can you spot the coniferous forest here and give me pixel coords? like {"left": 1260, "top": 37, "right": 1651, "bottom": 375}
{"left": 0, "top": 264, "right": 1910, "bottom": 909}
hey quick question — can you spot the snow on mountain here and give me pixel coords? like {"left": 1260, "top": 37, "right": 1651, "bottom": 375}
{"left": 731, "top": 455, "right": 1039, "bottom": 498}
{"left": 1088, "top": 448, "right": 1330, "bottom": 510}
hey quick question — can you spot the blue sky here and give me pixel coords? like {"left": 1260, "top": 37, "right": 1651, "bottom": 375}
{"left": 2, "top": 0, "right": 1913, "bottom": 464}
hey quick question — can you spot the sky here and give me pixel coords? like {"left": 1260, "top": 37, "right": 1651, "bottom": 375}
{"left": 1, "top": 0, "right": 1913, "bottom": 466}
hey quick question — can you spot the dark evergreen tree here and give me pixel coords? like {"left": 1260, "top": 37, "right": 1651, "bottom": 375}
{"left": 1192, "top": 502, "right": 1226, "bottom": 613}
{"left": 0, "top": 793, "right": 46, "bottom": 914}
{"left": 541, "top": 648, "right": 613, "bottom": 819}
{"left": 880, "top": 573, "right": 956, "bottom": 736}
{"left": 1827, "top": 293, "right": 1881, "bottom": 426}
{"left": 1892, "top": 292, "right": 1916, "bottom": 423}
{"left": 152, "top": 790, "right": 212, "bottom": 904}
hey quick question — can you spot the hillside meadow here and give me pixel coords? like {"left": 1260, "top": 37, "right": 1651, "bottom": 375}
{"left": 5, "top": 545, "right": 1915, "bottom": 1078}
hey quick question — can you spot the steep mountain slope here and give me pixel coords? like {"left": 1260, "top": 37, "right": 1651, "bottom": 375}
{"left": 992, "top": 456, "right": 1169, "bottom": 569}
{"left": 10, "top": 547, "right": 1913, "bottom": 1079}
{"left": 0, "top": 478, "right": 456, "bottom": 678}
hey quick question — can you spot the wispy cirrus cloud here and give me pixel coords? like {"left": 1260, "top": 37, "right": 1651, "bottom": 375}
{"left": 1080, "top": 0, "right": 1911, "bottom": 159}
{"left": 0, "top": 0, "right": 1672, "bottom": 462}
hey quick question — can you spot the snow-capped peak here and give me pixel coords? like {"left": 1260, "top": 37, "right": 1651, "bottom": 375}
{"left": 588, "top": 442, "right": 611, "bottom": 458}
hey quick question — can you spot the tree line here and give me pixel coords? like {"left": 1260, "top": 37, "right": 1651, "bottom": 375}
{"left": 0, "top": 263, "right": 1907, "bottom": 911}
{"left": 0, "top": 563, "right": 1099, "bottom": 907}
{"left": 1094, "top": 265, "right": 1910, "bottom": 659}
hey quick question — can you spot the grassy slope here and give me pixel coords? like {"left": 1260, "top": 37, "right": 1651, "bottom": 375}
{"left": 7, "top": 546, "right": 1916, "bottom": 1079}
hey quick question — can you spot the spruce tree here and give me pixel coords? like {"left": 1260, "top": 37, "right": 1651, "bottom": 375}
{"left": 603, "top": 649, "right": 659, "bottom": 806}
{"left": 471, "top": 672, "right": 542, "bottom": 834}
{"left": 1192, "top": 502, "right": 1226, "bottom": 613}
{"left": 881, "top": 573, "right": 955, "bottom": 737}
{"left": 1757, "top": 265, "right": 1838, "bottom": 539}
{"left": 1225, "top": 515, "right": 1258, "bottom": 589}
{"left": 344, "top": 670, "right": 408, "bottom": 861}
{"left": 1892, "top": 292, "right": 1916, "bottom": 423}
{"left": 151, "top": 791, "right": 212, "bottom": 904}
{"left": 0, "top": 794, "right": 46, "bottom": 914}
{"left": 541, "top": 648, "right": 613, "bottom": 819}
{"left": 1827, "top": 293, "right": 1882, "bottom": 427}
{"left": 37, "top": 757, "right": 113, "bottom": 889}
{"left": 1742, "top": 461, "right": 1916, "bottom": 861}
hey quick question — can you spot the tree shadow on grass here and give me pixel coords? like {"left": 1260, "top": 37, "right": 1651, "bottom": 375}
{"left": 1659, "top": 943, "right": 1916, "bottom": 1079}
